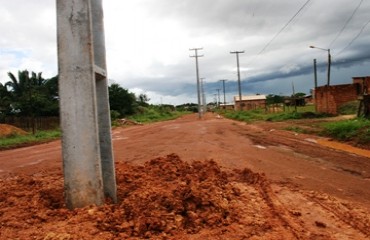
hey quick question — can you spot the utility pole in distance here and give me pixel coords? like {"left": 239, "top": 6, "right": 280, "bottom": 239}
{"left": 216, "top": 88, "right": 221, "bottom": 108}
{"left": 219, "top": 79, "right": 227, "bottom": 107}
{"left": 230, "top": 51, "right": 244, "bottom": 110}
{"left": 190, "top": 48, "right": 204, "bottom": 119}
{"left": 313, "top": 59, "right": 318, "bottom": 112}
{"left": 200, "top": 78, "right": 206, "bottom": 114}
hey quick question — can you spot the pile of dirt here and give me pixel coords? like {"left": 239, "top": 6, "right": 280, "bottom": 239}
{"left": 0, "top": 154, "right": 271, "bottom": 239}
{"left": 1, "top": 154, "right": 369, "bottom": 239}
{"left": 0, "top": 124, "right": 27, "bottom": 138}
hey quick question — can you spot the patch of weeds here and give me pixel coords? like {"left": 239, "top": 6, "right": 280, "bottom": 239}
{"left": 284, "top": 126, "right": 306, "bottom": 134}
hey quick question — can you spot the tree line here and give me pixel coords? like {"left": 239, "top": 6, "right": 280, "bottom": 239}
{"left": 0, "top": 70, "right": 158, "bottom": 124}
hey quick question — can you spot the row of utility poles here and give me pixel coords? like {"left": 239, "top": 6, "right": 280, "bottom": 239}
{"left": 190, "top": 48, "right": 244, "bottom": 118}
{"left": 190, "top": 45, "right": 333, "bottom": 118}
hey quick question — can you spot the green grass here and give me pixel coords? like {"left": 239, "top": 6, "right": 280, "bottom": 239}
{"left": 321, "top": 118, "right": 370, "bottom": 144}
{"left": 0, "top": 130, "right": 61, "bottom": 149}
{"left": 128, "top": 109, "right": 190, "bottom": 123}
{"left": 283, "top": 126, "right": 307, "bottom": 134}
{"left": 223, "top": 109, "right": 266, "bottom": 123}
{"left": 222, "top": 105, "right": 326, "bottom": 123}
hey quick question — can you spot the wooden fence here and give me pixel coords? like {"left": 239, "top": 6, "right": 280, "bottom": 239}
{"left": 0, "top": 116, "right": 60, "bottom": 132}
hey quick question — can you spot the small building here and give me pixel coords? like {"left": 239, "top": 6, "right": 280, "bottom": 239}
{"left": 314, "top": 76, "right": 370, "bottom": 115}
{"left": 234, "top": 95, "right": 267, "bottom": 111}
{"left": 315, "top": 84, "right": 359, "bottom": 114}
{"left": 219, "top": 103, "right": 235, "bottom": 110}
{"left": 352, "top": 76, "right": 370, "bottom": 94}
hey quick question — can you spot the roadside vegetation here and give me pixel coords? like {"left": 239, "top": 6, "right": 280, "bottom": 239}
{"left": 321, "top": 118, "right": 370, "bottom": 144}
{"left": 222, "top": 105, "right": 324, "bottom": 123}
{"left": 221, "top": 104, "right": 370, "bottom": 147}
{"left": 0, "top": 129, "right": 61, "bottom": 150}
{"left": 0, "top": 70, "right": 192, "bottom": 149}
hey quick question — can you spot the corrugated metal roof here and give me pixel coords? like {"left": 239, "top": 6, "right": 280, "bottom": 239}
{"left": 234, "top": 95, "right": 266, "bottom": 101}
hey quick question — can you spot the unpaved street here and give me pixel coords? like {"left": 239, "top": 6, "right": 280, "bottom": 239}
{"left": 0, "top": 113, "right": 369, "bottom": 239}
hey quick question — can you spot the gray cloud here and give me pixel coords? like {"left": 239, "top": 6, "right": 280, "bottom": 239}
{"left": 1, "top": 0, "right": 369, "bottom": 105}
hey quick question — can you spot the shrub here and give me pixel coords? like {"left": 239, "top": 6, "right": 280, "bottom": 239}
{"left": 338, "top": 101, "right": 358, "bottom": 115}
{"left": 321, "top": 118, "right": 370, "bottom": 142}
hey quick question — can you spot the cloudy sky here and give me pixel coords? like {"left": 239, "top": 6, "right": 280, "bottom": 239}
{"left": 1, "top": 0, "right": 370, "bottom": 105}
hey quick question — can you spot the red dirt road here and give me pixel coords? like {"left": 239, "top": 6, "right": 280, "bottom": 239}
{"left": 0, "top": 113, "right": 369, "bottom": 239}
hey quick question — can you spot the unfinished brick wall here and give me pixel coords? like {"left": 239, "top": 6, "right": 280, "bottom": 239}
{"left": 315, "top": 84, "right": 360, "bottom": 114}
{"left": 353, "top": 76, "right": 370, "bottom": 94}
{"left": 235, "top": 99, "right": 266, "bottom": 111}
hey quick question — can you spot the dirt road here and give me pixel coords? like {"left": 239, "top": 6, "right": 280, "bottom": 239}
{"left": 0, "top": 113, "right": 369, "bottom": 239}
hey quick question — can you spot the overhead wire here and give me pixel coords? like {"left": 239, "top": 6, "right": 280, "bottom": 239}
{"left": 329, "top": 0, "right": 364, "bottom": 48}
{"left": 255, "top": 0, "right": 311, "bottom": 56}
{"left": 247, "top": 0, "right": 311, "bottom": 65}
{"left": 336, "top": 18, "right": 370, "bottom": 56}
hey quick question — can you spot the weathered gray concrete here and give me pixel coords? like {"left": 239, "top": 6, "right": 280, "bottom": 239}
{"left": 56, "top": 0, "right": 116, "bottom": 208}
{"left": 91, "top": 0, "right": 117, "bottom": 203}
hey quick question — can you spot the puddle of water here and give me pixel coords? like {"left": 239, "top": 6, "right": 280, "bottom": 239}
{"left": 113, "top": 136, "right": 128, "bottom": 140}
{"left": 317, "top": 139, "right": 370, "bottom": 158}
{"left": 305, "top": 138, "right": 317, "bottom": 143}
{"left": 254, "top": 145, "right": 267, "bottom": 149}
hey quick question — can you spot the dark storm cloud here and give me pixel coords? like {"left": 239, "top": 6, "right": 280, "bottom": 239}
{"left": 1, "top": 0, "right": 369, "bottom": 104}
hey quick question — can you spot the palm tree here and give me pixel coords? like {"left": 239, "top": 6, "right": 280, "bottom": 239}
{"left": 5, "top": 70, "right": 48, "bottom": 133}
{"left": 0, "top": 82, "right": 11, "bottom": 120}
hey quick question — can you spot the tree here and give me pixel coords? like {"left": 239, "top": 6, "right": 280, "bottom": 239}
{"left": 137, "top": 93, "right": 150, "bottom": 107}
{"left": 5, "top": 70, "right": 59, "bottom": 133}
{"left": 108, "top": 83, "right": 136, "bottom": 117}
{"left": 6, "top": 70, "right": 59, "bottom": 117}
{"left": 266, "top": 94, "right": 284, "bottom": 105}
{"left": 0, "top": 82, "right": 12, "bottom": 119}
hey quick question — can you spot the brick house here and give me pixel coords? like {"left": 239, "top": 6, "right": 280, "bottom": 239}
{"left": 219, "top": 103, "right": 235, "bottom": 110}
{"left": 234, "top": 95, "right": 267, "bottom": 111}
{"left": 352, "top": 76, "right": 370, "bottom": 94}
{"left": 315, "top": 76, "right": 369, "bottom": 115}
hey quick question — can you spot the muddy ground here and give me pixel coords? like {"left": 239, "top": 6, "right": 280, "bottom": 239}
{"left": 0, "top": 113, "right": 369, "bottom": 239}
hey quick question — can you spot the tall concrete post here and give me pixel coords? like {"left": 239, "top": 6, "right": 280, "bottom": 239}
{"left": 56, "top": 0, "right": 116, "bottom": 209}
{"left": 230, "top": 51, "right": 244, "bottom": 110}
{"left": 190, "top": 48, "right": 204, "bottom": 119}
{"left": 91, "top": 0, "right": 117, "bottom": 203}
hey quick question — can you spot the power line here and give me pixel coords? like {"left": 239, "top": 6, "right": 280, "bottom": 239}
{"left": 329, "top": 0, "right": 364, "bottom": 48}
{"left": 254, "top": 0, "right": 311, "bottom": 58}
{"left": 337, "top": 18, "right": 370, "bottom": 56}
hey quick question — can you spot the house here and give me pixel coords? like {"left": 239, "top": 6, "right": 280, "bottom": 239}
{"left": 234, "top": 95, "right": 267, "bottom": 111}
{"left": 315, "top": 76, "right": 369, "bottom": 115}
{"left": 219, "top": 103, "right": 235, "bottom": 110}
{"left": 352, "top": 76, "right": 370, "bottom": 94}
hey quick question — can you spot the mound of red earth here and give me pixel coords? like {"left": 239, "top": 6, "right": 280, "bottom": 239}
{"left": 0, "top": 154, "right": 272, "bottom": 239}
{"left": 0, "top": 124, "right": 27, "bottom": 138}
{"left": 2, "top": 154, "right": 368, "bottom": 239}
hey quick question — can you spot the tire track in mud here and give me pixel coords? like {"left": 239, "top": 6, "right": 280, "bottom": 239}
{"left": 256, "top": 181, "right": 312, "bottom": 239}
{"left": 304, "top": 191, "right": 370, "bottom": 237}
{"left": 231, "top": 168, "right": 306, "bottom": 239}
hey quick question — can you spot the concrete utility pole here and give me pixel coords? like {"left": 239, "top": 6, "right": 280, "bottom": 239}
{"left": 313, "top": 59, "right": 318, "bottom": 112}
{"left": 57, "top": 0, "right": 117, "bottom": 209}
{"left": 190, "top": 48, "right": 204, "bottom": 119}
{"left": 309, "top": 46, "right": 331, "bottom": 86}
{"left": 230, "top": 51, "right": 244, "bottom": 110}
{"left": 216, "top": 89, "right": 221, "bottom": 108}
{"left": 220, "top": 79, "right": 227, "bottom": 106}
{"left": 313, "top": 59, "right": 318, "bottom": 89}
{"left": 200, "top": 78, "right": 206, "bottom": 113}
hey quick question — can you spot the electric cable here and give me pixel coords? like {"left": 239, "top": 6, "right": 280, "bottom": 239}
{"left": 336, "top": 18, "right": 370, "bottom": 56}
{"left": 329, "top": 0, "right": 364, "bottom": 48}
